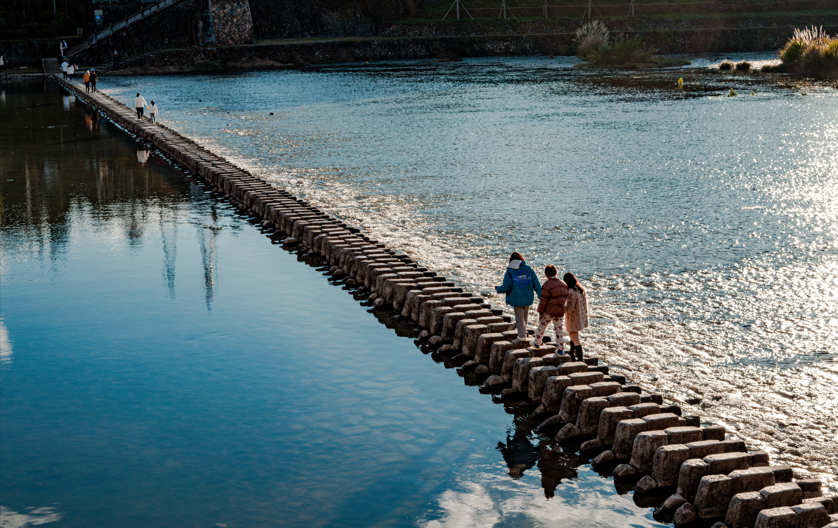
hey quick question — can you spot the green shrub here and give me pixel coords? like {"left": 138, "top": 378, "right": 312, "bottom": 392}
{"left": 589, "top": 36, "right": 654, "bottom": 67}
{"left": 780, "top": 39, "right": 805, "bottom": 63}
{"left": 719, "top": 60, "right": 734, "bottom": 70}
{"left": 735, "top": 61, "right": 751, "bottom": 71}
{"left": 761, "top": 63, "right": 788, "bottom": 73}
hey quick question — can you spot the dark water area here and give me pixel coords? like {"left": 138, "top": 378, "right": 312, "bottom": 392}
{"left": 0, "top": 81, "right": 665, "bottom": 527}
{"left": 98, "top": 55, "right": 838, "bottom": 490}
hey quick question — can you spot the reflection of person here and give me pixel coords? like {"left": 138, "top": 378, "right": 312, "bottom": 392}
{"left": 137, "top": 147, "right": 149, "bottom": 163}
{"left": 496, "top": 252, "right": 541, "bottom": 342}
{"left": 0, "top": 56, "right": 4, "bottom": 73}
{"left": 533, "top": 265, "right": 568, "bottom": 354}
{"left": 148, "top": 100, "right": 158, "bottom": 124}
{"left": 563, "top": 272, "right": 589, "bottom": 362}
{"left": 135, "top": 92, "right": 147, "bottom": 120}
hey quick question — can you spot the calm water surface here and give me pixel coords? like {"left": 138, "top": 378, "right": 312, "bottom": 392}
{"left": 99, "top": 55, "right": 838, "bottom": 489}
{"left": 1, "top": 81, "right": 665, "bottom": 527}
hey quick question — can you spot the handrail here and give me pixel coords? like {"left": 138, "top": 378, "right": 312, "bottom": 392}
{"left": 67, "top": 0, "right": 185, "bottom": 56}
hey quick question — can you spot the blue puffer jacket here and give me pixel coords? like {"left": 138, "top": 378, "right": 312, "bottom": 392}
{"left": 496, "top": 260, "right": 542, "bottom": 307}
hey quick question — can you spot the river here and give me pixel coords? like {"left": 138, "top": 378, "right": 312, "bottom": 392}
{"left": 99, "top": 54, "right": 838, "bottom": 492}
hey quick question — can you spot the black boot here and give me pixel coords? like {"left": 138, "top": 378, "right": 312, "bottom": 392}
{"left": 575, "top": 344, "right": 584, "bottom": 362}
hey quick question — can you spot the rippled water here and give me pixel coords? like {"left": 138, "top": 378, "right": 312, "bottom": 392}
{"left": 1, "top": 80, "right": 671, "bottom": 527}
{"left": 101, "top": 54, "right": 838, "bottom": 490}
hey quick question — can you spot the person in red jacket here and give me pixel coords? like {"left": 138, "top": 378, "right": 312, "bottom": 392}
{"left": 533, "top": 265, "right": 568, "bottom": 353}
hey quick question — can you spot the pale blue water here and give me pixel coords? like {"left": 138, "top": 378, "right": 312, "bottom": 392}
{"left": 0, "top": 81, "right": 665, "bottom": 527}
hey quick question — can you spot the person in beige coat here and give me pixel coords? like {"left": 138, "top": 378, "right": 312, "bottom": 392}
{"left": 563, "top": 272, "right": 589, "bottom": 361}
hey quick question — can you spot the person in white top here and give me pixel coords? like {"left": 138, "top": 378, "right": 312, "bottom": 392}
{"left": 61, "top": 59, "right": 69, "bottom": 79}
{"left": 67, "top": 64, "right": 75, "bottom": 79}
{"left": 135, "top": 92, "right": 147, "bottom": 120}
{"left": 148, "top": 100, "right": 159, "bottom": 124}
{"left": 0, "top": 56, "right": 5, "bottom": 73}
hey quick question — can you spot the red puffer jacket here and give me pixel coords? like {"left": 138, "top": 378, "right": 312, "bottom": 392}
{"left": 537, "top": 277, "right": 568, "bottom": 316}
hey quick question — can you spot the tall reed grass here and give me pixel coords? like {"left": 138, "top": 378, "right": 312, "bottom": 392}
{"left": 774, "top": 26, "right": 838, "bottom": 74}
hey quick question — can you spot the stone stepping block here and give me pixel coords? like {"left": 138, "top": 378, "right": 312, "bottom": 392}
{"left": 440, "top": 311, "right": 469, "bottom": 339}
{"left": 729, "top": 467, "right": 778, "bottom": 496}
{"left": 727, "top": 491, "right": 768, "bottom": 528}
{"left": 792, "top": 502, "right": 830, "bottom": 528}
{"left": 451, "top": 318, "right": 477, "bottom": 349}
{"left": 695, "top": 474, "right": 734, "bottom": 519}
{"left": 590, "top": 381, "right": 622, "bottom": 398}
{"left": 755, "top": 507, "right": 800, "bottom": 528}
{"left": 489, "top": 341, "right": 514, "bottom": 373}
{"left": 528, "top": 365, "right": 561, "bottom": 402}
{"left": 475, "top": 333, "right": 507, "bottom": 365}
{"left": 666, "top": 426, "right": 704, "bottom": 446}
{"left": 568, "top": 371, "right": 604, "bottom": 386}
{"left": 512, "top": 357, "right": 545, "bottom": 392}
{"left": 577, "top": 396, "right": 613, "bottom": 435}
{"left": 608, "top": 392, "right": 641, "bottom": 407}
{"left": 640, "top": 393, "right": 664, "bottom": 404}
{"left": 643, "top": 412, "right": 684, "bottom": 431}
{"left": 804, "top": 497, "right": 835, "bottom": 515}
{"left": 558, "top": 362, "right": 588, "bottom": 375}
{"left": 558, "top": 385, "right": 595, "bottom": 424}
{"left": 630, "top": 403, "right": 661, "bottom": 419}
{"left": 501, "top": 350, "right": 531, "bottom": 383}
{"left": 761, "top": 483, "right": 804, "bottom": 509}
{"left": 798, "top": 480, "right": 823, "bottom": 499}
{"left": 612, "top": 418, "right": 649, "bottom": 459}
{"left": 598, "top": 406, "right": 635, "bottom": 445}
{"left": 652, "top": 444, "right": 692, "bottom": 488}
{"left": 628, "top": 430, "right": 670, "bottom": 473}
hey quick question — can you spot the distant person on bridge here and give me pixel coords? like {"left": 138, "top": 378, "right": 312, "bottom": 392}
{"left": 148, "top": 100, "right": 158, "bottom": 124}
{"left": 59, "top": 40, "right": 67, "bottom": 57}
{"left": 90, "top": 69, "right": 98, "bottom": 93}
{"left": 83, "top": 70, "right": 91, "bottom": 93}
{"left": 67, "top": 64, "right": 75, "bottom": 80}
{"left": 113, "top": 50, "right": 119, "bottom": 69}
{"left": 61, "top": 59, "right": 69, "bottom": 79}
{"left": 135, "top": 93, "right": 147, "bottom": 120}
{"left": 0, "top": 56, "right": 4, "bottom": 73}
{"left": 496, "top": 252, "right": 542, "bottom": 342}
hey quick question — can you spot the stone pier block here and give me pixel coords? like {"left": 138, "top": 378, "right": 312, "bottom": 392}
{"left": 462, "top": 325, "right": 489, "bottom": 357}
{"left": 630, "top": 403, "right": 662, "bottom": 418}
{"left": 540, "top": 353, "right": 571, "bottom": 366}
{"left": 589, "top": 381, "right": 622, "bottom": 398}
{"left": 643, "top": 413, "right": 684, "bottom": 431}
{"left": 512, "top": 357, "right": 544, "bottom": 393}
{"left": 726, "top": 492, "right": 768, "bottom": 528}
{"left": 797, "top": 480, "right": 822, "bottom": 499}
{"left": 430, "top": 306, "right": 454, "bottom": 335}
{"left": 511, "top": 338, "right": 531, "bottom": 350}
{"left": 613, "top": 418, "right": 649, "bottom": 459}
{"left": 598, "top": 406, "right": 635, "bottom": 444}
{"left": 705, "top": 452, "right": 750, "bottom": 476}
{"left": 678, "top": 459, "right": 712, "bottom": 502}
{"left": 441, "top": 312, "right": 468, "bottom": 340}
{"left": 418, "top": 300, "right": 442, "bottom": 328}
{"left": 653, "top": 445, "right": 692, "bottom": 488}
{"left": 624, "top": 384, "right": 643, "bottom": 394}
{"left": 803, "top": 497, "right": 834, "bottom": 515}
{"left": 723, "top": 439, "right": 749, "bottom": 454}
{"left": 754, "top": 507, "right": 800, "bottom": 528}
{"left": 608, "top": 392, "right": 641, "bottom": 407}
{"left": 489, "top": 341, "right": 514, "bottom": 373}
{"left": 528, "top": 366, "right": 560, "bottom": 402}
{"left": 501, "top": 350, "right": 531, "bottom": 383}
{"left": 452, "top": 319, "right": 477, "bottom": 350}
{"left": 761, "top": 483, "right": 803, "bottom": 509}
{"left": 703, "top": 425, "right": 727, "bottom": 441}
{"left": 559, "top": 362, "right": 588, "bottom": 375}
{"left": 577, "top": 397, "right": 612, "bottom": 434}
{"left": 568, "top": 371, "right": 605, "bottom": 386}
{"left": 674, "top": 502, "right": 698, "bottom": 528}
{"left": 475, "top": 333, "right": 506, "bottom": 365}
{"left": 750, "top": 451, "right": 771, "bottom": 467}
{"left": 729, "top": 467, "right": 777, "bottom": 495}
{"left": 792, "top": 503, "right": 829, "bottom": 528}
{"left": 687, "top": 440, "right": 726, "bottom": 458}
{"left": 558, "top": 385, "right": 594, "bottom": 424}
{"left": 488, "top": 322, "right": 514, "bottom": 333}
{"left": 541, "top": 375, "right": 574, "bottom": 411}
{"left": 630, "top": 430, "right": 670, "bottom": 473}
{"left": 666, "top": 426, "right": 704, "bottom": 446}
{"left": 771, "top": 466, "right": 794, "bottom": 484}
{"left": 695, "top": 475, "right": 733, "bottom": 519}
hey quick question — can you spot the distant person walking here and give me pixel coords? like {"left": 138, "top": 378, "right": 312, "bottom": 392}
{"left": 135, "top": 92, "right": 147, "bottom": 120}
{"left": 67, "top": 64, "right": 75, "bottom": 80}
{"left": 532, "top": 265, "right": 568, "bottom": 353}
{"left": 59, "top": 40, "right": 67, "bottom": 57}
{"left": 113, "top": 50, "right": 119, "bottom": 68}
{"left": 83, "top": 70, "right": 91, "bottom": 93}
{"left": 0, "top": 56, "right": 5, "bottom": 73}
{"left": 563, "top": 272, "right": 589, "bottom": 362}
{"left": 496, "top": 252, "right": 542, "bottom": 342}
{"left": 148, "top": 100, "right": 158, "bottom": 124}
{"left": 61, "top": 59, "right": 69, "bottom": 79}
{"left": 90, "top": 69, "right": 98, "bottom": 93}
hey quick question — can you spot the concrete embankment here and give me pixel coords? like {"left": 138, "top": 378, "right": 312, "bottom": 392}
{"left": 51, "top": 74, "right": 838, "bottom": 528}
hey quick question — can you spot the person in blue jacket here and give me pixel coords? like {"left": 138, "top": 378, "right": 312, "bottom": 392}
{"left": 496, "top": 251, "right": 542, "bottom": 341}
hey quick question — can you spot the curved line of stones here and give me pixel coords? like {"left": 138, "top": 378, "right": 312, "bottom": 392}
{"left": 52, "top": 75, "right": 837, "bottom": 528}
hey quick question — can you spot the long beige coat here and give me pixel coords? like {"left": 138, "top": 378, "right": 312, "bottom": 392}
{"left": 564, "top": 288, "right": 589, "bottom": 333}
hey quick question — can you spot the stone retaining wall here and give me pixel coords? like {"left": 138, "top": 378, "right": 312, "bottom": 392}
{"left": 51, "top": 74, "right": 837, "bottom": 528}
